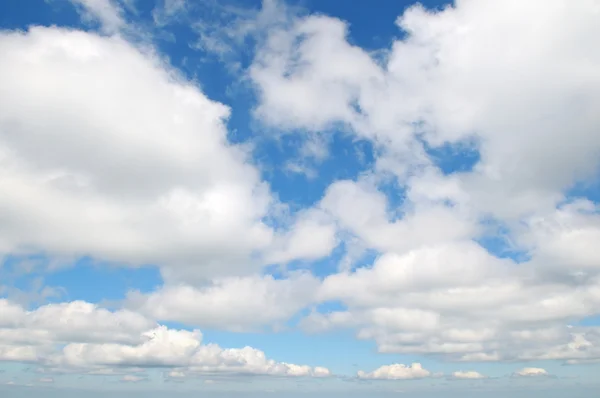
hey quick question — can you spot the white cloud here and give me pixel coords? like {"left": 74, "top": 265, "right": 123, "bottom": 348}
{"left": 167, "top": 370, "right": 186, "bottom": 379}
{"left": 518, "top": 200, "right": 600, "bottom": 278}
{"left": 0, "top": 26, "right": 335, "bottom": 285}
{"left": 0, "top": 299, "right": 330, "bottom": 378}
{"left": 0, "top": 345, "right": 40, "bottom": 363}
{"left": 312, "top": 367, "right": 332, "bottom": 377}
{"left": 318, "top": 179, "right": 478, "bottom": 255}
{"left": 250, "top": 0, "right": 600, "bottom": 219}
{"left": 452, "top": 370, "right": 485, "bottom": 380}
{"left": 265, "top": 209, "right": 338, "bottom": 265}
{"left": 191, "top": 0, "right": 294, "bottom": 61}
{"left": 2, "top": 0, "right": 600, "bottom": 380}
{"left": 513, "top": 367, "right": 549, "bottom": 377}
{"left": 152, "top": 0, "right": 188, "bottom": 26}
{"left": 120, "top": 374, "right": 146, "bottom": 382}
{"left": 126, "top": 273, "right": 320, "bottom": 332}
{"left": 69, "top": 0, "right": 126, "bottom": 34}
{"left": 0, "top": 299, "right": 154, "bottom": 346}
{"left": 357, "top": 363, "right": 430, "bottom": 380}
{"left": 0, "top": 26, "right": 263, "bottom": 279}
{"left": 299, "top": 238, "right": 600, "bottom": 362}
{"left": 248, "top": 0, "right": 600, "bottom": 366}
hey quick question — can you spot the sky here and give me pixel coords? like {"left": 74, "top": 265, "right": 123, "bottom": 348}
{"left": 0, "top": 0, "right": 600, "bottom": 397}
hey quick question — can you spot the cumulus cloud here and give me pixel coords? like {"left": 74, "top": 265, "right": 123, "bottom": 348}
{"left": 452, "top": 371, "right": 486, "bottom": 380}
{"left": 248, "top": 0, "right": 600, "bottom": 365}
{"left": 0, "top": 25, "right": 337, "bottom": 285}
{"left": 251, "top": 0, "right": 600, "bottom": 219}
{"left": 126, "top": 273, "right": 320, "bottom": 331}
{"left": 301, "top": 239, "right": 600, "bottom": 362}
{"left": 357, "top": 363, "right": 430, "bottom": 380}
{"left": 2, "top": 0, "right": 600, "bottom": 382}
{"left": 0, "top": 26, "right": 263, "bottom": 279}
{"left": 512, "top": 367, "right": 549, "bottom": 378}
{"left": 319, "top": 180, "right": 477, "bottom": 254}
{"left": 120, "top": 374, "right": 147, "bottom": 383}
{"left": 0, "top": 299, "right": 330, "bottom": 378}
{"left": 0, "top": 299, "right": 153, "bottom": 346}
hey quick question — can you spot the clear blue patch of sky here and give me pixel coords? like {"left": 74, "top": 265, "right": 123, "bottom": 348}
{"left": 43, "top": 258, "right": 163, "bottom": 303}
{"left": 475, "top": 219, "right": 530, "bottom": 263}
{"left": 575, "top": 315, "right": 600, "bottom": 327}
{"left": 199, "top": 328, "right": 385, "bottom": 376}
{"left": 377, "top": 175, "right": 408, "bottom": 218}
{"left": 565, "top": 168, "right": 600, "bottom": 204}
{"left": 422, "top": 138, "right": 481, "bottom": 176}
{"left": 1, "top": 254, "right": 162, "bottom": 304}
{"left": 255, "top": 132, "right": 376, "bottom": 208}
{"left": 314, "top": 300, "right": 347, "bottom": 314}
{"left": 0, "top": 0, "right": 82, "bottom": 31}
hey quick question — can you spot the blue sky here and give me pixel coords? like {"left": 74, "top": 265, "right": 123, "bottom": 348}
{"left": 1, "top": 0, "right": 600, "bottom": 396}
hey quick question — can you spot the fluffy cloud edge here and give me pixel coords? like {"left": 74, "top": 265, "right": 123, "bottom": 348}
{"left": 0, "top": 299, "right": 331, "bottom": 379}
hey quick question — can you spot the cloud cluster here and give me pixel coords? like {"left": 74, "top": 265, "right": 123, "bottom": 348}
{"left": 247, "top": 0, "right": 600, "bottom": 364}
{"left": 251, "top": 0, "right": 600, "bottom": 214}
{"left": 0, "top": 299, "right": 330, "bottom": 378}
{"left": 1, "top": 0, "right": 600, "bottom": 383}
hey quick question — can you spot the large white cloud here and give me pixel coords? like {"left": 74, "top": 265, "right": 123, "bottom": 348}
{"left": 300, "top": 235, "right": 600, "bottom": 362}
{"left": 0, "top": 299, "right": 153, "bottom": 346}
{"left": 0, "top": 26, "right": 337, "bottom": 284}
{"left": 0, "top": 26, "right": 266, "bottom": 279}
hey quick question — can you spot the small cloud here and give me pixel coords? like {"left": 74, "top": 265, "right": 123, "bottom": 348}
{"left": 38, "top": 377, "right": 54, "bottom": 383}
{"left": 357, "top": 363, "right": 431, "bottom": 380}
{"left": 512, "top": 367, "right": 549, "bottom": 378}
{"left": 152, "top": 0, "right": 188, "bottom": 26}
{"left": 284, "top": 161, "right": 318, "bottom": 179}
{"left": 167, "top": 370, "right": 186, "bottom": 379}
{"left": 452, "top": 371, "right": 486, "bottom": 380}
{"left": 69, "top": 0, "right": 126, "bottom": 34}
{"left": 313, "top": 366, "right": 332, "bottom": 378}
{"left": 120, "top": 375, "right": 147, "bottom": 383}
